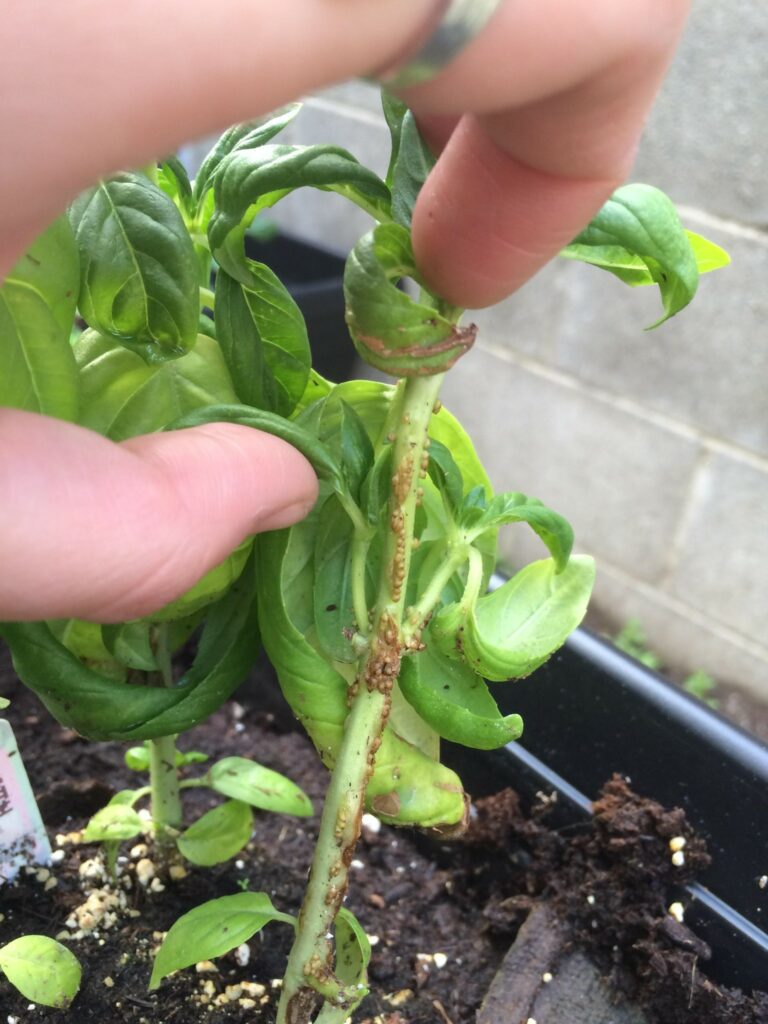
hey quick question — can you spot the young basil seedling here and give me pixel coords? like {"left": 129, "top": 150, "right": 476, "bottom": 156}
{"left": 0, "top": 935, "right": 82, "bottom": 1009}
{"left": 0, "top": 91, "right": 728, "bottom": 1023}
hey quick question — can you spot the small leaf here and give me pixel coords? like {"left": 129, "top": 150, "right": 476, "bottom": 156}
{"left": 150, "top": 892, "right": 295, "bottom": 989}
{"left": 0, "top": 215, "right": 80, "bottom": 420}
{"left": 561, "top": 183, "right": 701, "bottom": 327}
{"left": 427, "top": 440, "right": 464, "bottom": 514}
{"left": 69, "top": 173, "right": 199, "bottom": 362}
{"left": 124, "top": 745, "right": 150, "bottom": 772}
{"left": 0, "top": 697, "right": 10, "bottom": 710}
{"left": 313, "top": 496, "right": 359, "bottom": 664}
{"left": 334, "top": 907, "right": 371, "bottom": 1011}
{"left": 215, "top": 260, "right": 310, "bottom": 417}
{"left": 0, "top": 936, "right": 81, "bottom": 1008}
{"left": 102, "top": 623, "right": 158, "bottom": 672}
{"left": 208, "top": 757, "right": 313, "bottom": 817}
{"left": 463, "top": 493, "right": 574, "bottom": 571}
{"left": 685, "top": 230, "right": 731, "bottom": 274}
{"left": 109, "top": 789, "right": 141, "bottom": 807}
{"left": 381, "top": 91, "right": 408, "bottom": 186}
{"left": 176, "top": 750, "right": 209, "bottom": 768}
{"left": 177, "top": 800, "right": 253, "bottom": 867}
{"left": 390, "top": 110, "right": 436, "bottom": 228}
{"left": 328, "top": 398, "right": 375, "bottom": 502}
{"left": 157, "top": 157, "right": 194, "bottom": 216}
{"left": 399, "top": 644, "right": 523, "bottom": 750}
{"left": 434, "top": 556, "right": 595, "bottom": 681}
{"left": 361, "top": 445, "right": 394, "bottom": 526}
{"left": 84, "top": 804, "right": 143, "bottom": 843}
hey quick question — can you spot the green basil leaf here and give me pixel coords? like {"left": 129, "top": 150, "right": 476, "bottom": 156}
{"left": 344, "top": 224, "right": 474, "bottom": 377}
{"left": 167, "top": 403, "right": 346, "bottom": 495}
{"left": 0, "top": 936, "right": 81, "bottom": 1009}
{"left": 381, "top": 90, "right": 407, "bottom": 185}
{"left": 209, "top": 144, "right": 390, "bottom": 281}
{"left": 434, "top": 556, "right": 595, "bottom": 681}
{"left": 0, "top": 215, "right": 79, "bottom": 420}
{"left": 83, "top": 804, "right": 144, "bottom": 843}
{"left": 427, "top": 439, "right": 464, "bottom": 514}
{"left": 124, "top": 744, "right": 151, "bottom": 771}
{"left": 207, "top": 756, "right": 312, "bottom": 817}
{"left": 74, "top": 329, "right": 240, "bottom": 438}
{"left": 313, "top": 496, "right": 360, "bottom": 664}
{"left": 108, "top": 789, "right": 141, "bottom": 807}
{"left": 102, "top": 623, "right": 158, "bottom": 673}
{"left": 360, "top": 445, "right": 394, "bottom": 526}
{"left": 192, "top": 105, "right": 302, "bottom": 206}
{"left": 390, "top": 109, "right": 436, "bottom": 228}
{"left": 333, "top": 907, "right": 371, "bottom": 1011}
{"left": 561, "top": 184, "right": 700, "bottom": 327}
{"left": 150, "top": 892, "right": 295, "bottom": 989}
{"left": 214, "top": 260, "right": 310, "bottom": 417}
{"left": 177, "top": 750, "right": 209, "bottom": 767}
{"left": 0, "top": 697, "right": 9, "bottom": 711}
{"left": 157, "top": 157, "right": 194, "bottom": 217}
{"left": 177, "top": 800, "right": 253, "bottom": 866}
{"left": 1, "top": 556, "right": 260, "bottom": 740}
{"left": 400, "top": 644, "right": 523, "bottom": 750}
{"left": 463, "top": 492, "right": 574, "bottom": 572}
{"left": 69, "top": 172, "right": 199, "bottom": 362}
{"left": 327, "top": 397, "right": 374, "bottom": 502}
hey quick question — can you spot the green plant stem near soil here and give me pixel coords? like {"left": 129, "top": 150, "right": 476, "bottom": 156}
{"left": 277, "top": 374, "right": 445, "bottom": 1024}
{"left": 149, "top": 626, "right": 183, "bottom": 857}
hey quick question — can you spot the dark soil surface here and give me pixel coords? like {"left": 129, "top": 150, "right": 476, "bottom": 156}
{"left": 1, "top": 645, "right": 767, "bottom": 1024}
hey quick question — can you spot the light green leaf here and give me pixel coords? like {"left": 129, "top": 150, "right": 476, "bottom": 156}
{"left": 214, "top": 260, "right": 310, "bottom": 417}
{"left": 313, "top": 495, "right": 359, "bottom": 664}
{"left": 685, "top": 230, "right": 731, "bottom": 274}
{"left": 84, "top": 804, "right": 143, "bottom": 843}
{"left": 381, "top": 91, "right": 408, "bottom": 186}
{"left": 0, "top": 697, "right": 9, "bottom": 710}
{"left": 208, "top": 756, "right": 312, "bottom": 817}
{"left": 192, "top": 105, "right": 302, "bottom": 206}
{"left": 109, "top": 789, "right": 142, "bottom": 807}
{"left": 69, "top": 172, "right": 199, "bottom": 362}
{"left": 434, "top": 556, "right": 595, "bottom": 681}
{"left": 157, "top": 157, "right": 194, "bottom": 217}
{"left": 177, "top": 800, "right": 253, "bottom": 866}
{"left": 399, "top": 643, "right": 523, "bottom": 750}
{"left": 561, "top": 183, "right": 701, "bottom": 327}
{"left": 0, "top": 936, "right": 81, "bottom": 1008}
{"left": 344, "top": 224, "right": 474, "bottom": 377}
{"left": 103, "top": 623, "right": 158, "bottom": 673}
{"left": 427, "top": 439, "right": 465, "bottom": 514}
{"left": 176, "top": 750, "right": 209, "bottom": 768}
{"left": 150, "top": 892, "right": 295, "bottom": 989}
{"left": 333, "top": 907, "right": 371, "bottom": 1011}
{"left": 124, "top": 745, "right": 151, "bottom": 772}
{"left": 0, "top": 215, "right": 80, "bottom": 420}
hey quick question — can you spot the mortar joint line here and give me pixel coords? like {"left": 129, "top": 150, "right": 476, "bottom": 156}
{"left": 660, "top": 448, "right": 714, "bottom": 590}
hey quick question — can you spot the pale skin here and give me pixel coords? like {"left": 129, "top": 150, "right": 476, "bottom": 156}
{"left": 0, "top": 0, "right": 689, "bottom": 621}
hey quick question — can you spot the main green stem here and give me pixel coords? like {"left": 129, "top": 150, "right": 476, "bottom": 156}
{"left": 148, "top": 627, "right": 183, "bottom": 854}
{"left": 276, "top": 374, "right": 444, "bottom": 1024}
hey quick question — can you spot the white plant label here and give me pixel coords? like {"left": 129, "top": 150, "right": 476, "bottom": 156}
{"left": 0, "top": 719, "right": 51, "bottom": 881}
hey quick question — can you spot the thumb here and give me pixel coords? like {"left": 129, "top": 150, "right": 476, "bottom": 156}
{"left": 0, "top": 410, "right": 318, "bottom": 622}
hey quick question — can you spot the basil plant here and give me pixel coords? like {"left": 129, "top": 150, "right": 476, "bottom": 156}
{"left": 0, "top": 93, "right": 727, "bottom": 1023}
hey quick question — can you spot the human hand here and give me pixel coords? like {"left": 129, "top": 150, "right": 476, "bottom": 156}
{"left": 0, "top": 0, "right": 688, "bottom": 620}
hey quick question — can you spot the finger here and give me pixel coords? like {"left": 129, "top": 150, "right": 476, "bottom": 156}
{"left": 0, "top": 411, "right": 318, "bottom": 622}
{"left": 1, "top": 0, "right": 441, "bottom": 265}
{"left": 407, "top": 0, "right": 690, "bottom": 307}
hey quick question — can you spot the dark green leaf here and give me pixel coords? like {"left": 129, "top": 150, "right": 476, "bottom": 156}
{"left": 360, "top": 445, "right": 394, "bottom": 525}
{"left": 209, "top": 145, "right": 390, "bottom": 281}
{"left": 0, "top": 215, "right": 79, "bottom": 420}
{"left": 214, "top": 260, "right": 310, "bottom": 417}
{"left": 0, "top": 556, "right": 261, "bottom": 740}
{"left": 390, "top": 110, "right": 436, "bottom": 228}
{"left": 157, "top": 157, "right": 193, "bottom": 216}
{"left": 463, "top": 493, "right": 574, "bottom": 572}
{"left": 102, "top": 623, "right": 158, "bottom": 672}
{"left": 207, "top": 756, "right": 313, "bottom": 816}
{"left": 399, "top": 643, "right": 522, "bottom": 750}
{"left": 0, "top": 936, "right": 81, "bottom": 1008}
{"left": 434, "top": 556, "right": 595, "bottom": 681}
{"left": 328, "top": 398, "right": 374, "bottom": 501}
{"left": 150, "top": 893, "right": 295, "bottom": 989}
{"left": 192, "top": 106, "right": 301, "bottom": 205}
{"left": 344, "top": 224, "right": 473, "bottom": 377}
{"left": 177, "top": 800, "right": 253, "bottom": 866}
{"left": 561, "top": 184, "right": 701, "bottom": 327}
{"left": 69, "top": 172, "right": 199, "bottom": 362}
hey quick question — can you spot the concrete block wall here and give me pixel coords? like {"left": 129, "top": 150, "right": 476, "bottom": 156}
{"left": 225, "top": 2, "right": 768, "bottom": 698}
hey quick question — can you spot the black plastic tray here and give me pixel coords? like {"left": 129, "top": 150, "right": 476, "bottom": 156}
{"left": 443, "top": 626, "right": 768, "bottom": 992}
